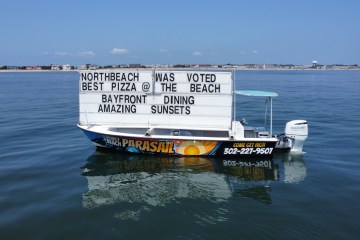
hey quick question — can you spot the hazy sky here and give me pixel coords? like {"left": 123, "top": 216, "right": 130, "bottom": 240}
{"left": 1, "top": 0, "right": 359, "bottom": 66}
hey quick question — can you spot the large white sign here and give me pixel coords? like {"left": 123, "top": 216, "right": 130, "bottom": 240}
{"left": 79, "top": 70, "right": 233, "bottom": 130}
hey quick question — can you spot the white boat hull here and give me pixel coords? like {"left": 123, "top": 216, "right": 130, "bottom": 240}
{"left": 78, "top": 124, "right": 278, "bottom": 157}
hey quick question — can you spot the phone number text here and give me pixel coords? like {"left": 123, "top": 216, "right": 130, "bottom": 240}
{"left": 223, "top": 147, "right": 273, "bottom": 155}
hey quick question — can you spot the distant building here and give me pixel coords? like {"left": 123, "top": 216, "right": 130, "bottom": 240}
{"left": 77, "top": 65, "right": 87, "bottom": 70}
{"left": 88, "top": 64, "right": 99, "bottom": 70}
{"left": 199, "top": 64, "right": 212, "bottom": 68}
{"left": 51, "top": 64, "right": 61, "bottom": 70}
{"left": 6, "top": 66, "right": 18, "bottom": 70}
{"left": 263, "top": 64, "right": 275, "bottom": 70}
{"left": 62, "top": 64, "right": 71, "bottom": 71}
{"left": 26, "top": 66, "right": 42, "bottom": 70}
{"left": 129, "top": 64, "right": 141, "bottom": 68}
{"left": 312, "top": 60, "right": 318, "bottom": 68}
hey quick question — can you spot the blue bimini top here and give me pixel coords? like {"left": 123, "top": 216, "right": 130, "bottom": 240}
{"left": 234, "top": 90, "right": 278, "bottom": 97}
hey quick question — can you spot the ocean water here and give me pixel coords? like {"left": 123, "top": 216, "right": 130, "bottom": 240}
{"left": 0, "top": 70, "right": 359, "bottom": 239}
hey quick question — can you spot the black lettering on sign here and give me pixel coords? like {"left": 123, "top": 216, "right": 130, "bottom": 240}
{"left": 151, "top": 105, "right": 191, "bottom": 115}
{"left": 155, "top": 73, "right": 175, "bottom": 82}
{"left": 106, "top": 72, "right": 139, "bottom": 81}
{"left": 98, "top": 104, "right": 136, "bottom": 113}
{"left": 81, "top": 72, "right": 88, "bottom": 81}
{"left": 127, "top": 72, "right": 139, "bottom": 81}
{"left": 82, "top": 82, "right": 104, "bottom": 91}
{"left": 160, "top": 83, "right": 177, "bottom": 92}
{"left": 190, "top": 83, "right": 220, "bottom": 93}
{"left": 81, "top": 72, "right": 139, "bottom": 81}
{"left": 101, "top": 94, "right": 147, "bottom": 103}
{"left": 111, "top": 83, "right": 137, "bottom": 91}
{"left": 187, "top": 73, "right": 216, "bottom": 82}
{"left": 163, "top": 95, "right": 195, "bottom": 105}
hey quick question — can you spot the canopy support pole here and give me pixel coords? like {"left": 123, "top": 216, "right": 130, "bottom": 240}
{"left": 232, "top": 70, "right": 236, "bottom": 122}
{"left": 270, "top": 97, "right": 273, "bottom": 136}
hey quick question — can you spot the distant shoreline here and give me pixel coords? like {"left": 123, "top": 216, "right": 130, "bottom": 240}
{"left": 1, "top": 68, "right": 359, "bottom": 73}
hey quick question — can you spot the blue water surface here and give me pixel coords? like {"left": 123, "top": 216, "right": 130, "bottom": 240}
{"left": 0, "top": 70, "right": 359, "bottom": 240}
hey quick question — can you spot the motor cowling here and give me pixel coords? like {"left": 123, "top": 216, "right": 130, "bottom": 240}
{"left": 285, "top": 120, "right": 308, "bottom": 152}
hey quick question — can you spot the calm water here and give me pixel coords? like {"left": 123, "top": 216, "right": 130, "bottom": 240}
{"left": 1, "top": 70, "right": 360, "bottom": 239}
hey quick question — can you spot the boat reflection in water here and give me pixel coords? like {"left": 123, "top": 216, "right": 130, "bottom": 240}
{"left": 277, "top": 153, "right": 308, "bottom": 183}
{"left": 81, "top": 150, "right": 306, "bottom": 219}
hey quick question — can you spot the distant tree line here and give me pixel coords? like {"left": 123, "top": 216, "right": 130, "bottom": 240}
{"left": 0, "top": 65, "right": 52, "bottom": 70}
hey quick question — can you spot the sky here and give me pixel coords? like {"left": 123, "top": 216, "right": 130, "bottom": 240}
{"left": 1, "top": 0, "right": 359, "bottom": 66}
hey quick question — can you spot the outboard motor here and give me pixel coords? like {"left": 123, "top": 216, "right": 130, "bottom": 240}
{"left": 285, "top": 120, "right": 308, "bottom": 152}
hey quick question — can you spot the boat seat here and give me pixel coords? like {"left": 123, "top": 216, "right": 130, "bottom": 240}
{"left": 244, "top": 130, "right": 256, "bottom": 138}
{"left": 257, "top": 131, "right": 270, "bottom": 138}
{"left": 244, "top": 127, "right": 270, "bottom": 138}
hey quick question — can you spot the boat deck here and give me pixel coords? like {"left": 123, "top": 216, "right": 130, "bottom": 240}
{"left": 79, "top": 124, "right": 276, "bottom": 142}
